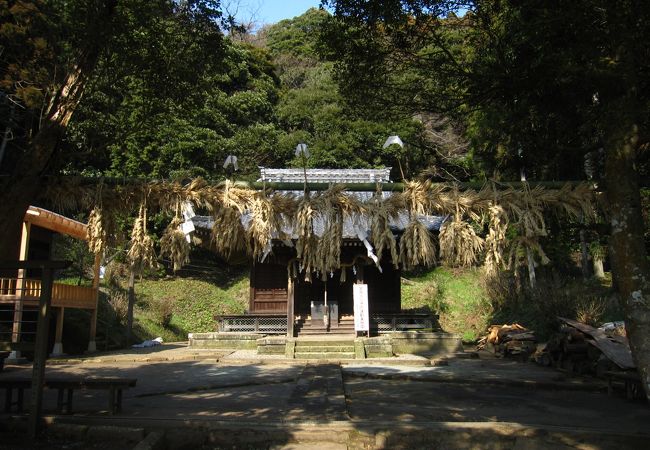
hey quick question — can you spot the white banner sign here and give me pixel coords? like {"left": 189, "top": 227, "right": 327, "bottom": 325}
{"left": 353, "top": 283, "right": 369, "bottom": 332}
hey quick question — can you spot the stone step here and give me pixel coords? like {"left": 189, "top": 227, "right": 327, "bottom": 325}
{"left": 297, "top": 330, "right": 356, "bottom": 336}
{"left": 295, "top": 339, "right": 354, "bottom": 346}
{"left": 294, "top": 346, "right": 355, "bottom": 353}
{"left": 298, "top": 321, "right": 354, "bottom": 326}
{"left": 297, "top": 325, "right": 354, "bottom": 330}
{"left": 294, "top": 352, "right": 356, "bottom": 360}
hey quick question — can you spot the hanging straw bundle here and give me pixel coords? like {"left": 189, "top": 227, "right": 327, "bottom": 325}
{"left": 128, "top": 203, "right": 157, "bottom": 273}
{"left": 483, "top": 203, "right": 508, "bottom": 277}
{"left": 439, "top": 214, "right": 484, "bottom": 267}
{"left": 507, "top": 235, "right": 550, "bottom": 269}
{"left": 313, "top": 186, "right": 364, "bottom": 277}
{"left": 160, "top": 207, "right": 191, "bottom": 272}
{"left": 208, "top": 180, "right": 252, "bottom": 259}
{"left": 87, "top": 206, "right": 107, "bottom": 255}
{"left": 211, "top": 207, "right": 248, "bottom": 259}
{"left": 295, "top": 193, "right": 319, "bottom": 281}
{"left": 399, "top": 219, "right": 437, "bottom": 270}
{"left": 317, "top": 213, "right": 342, "bottom": 279}
{"left": 367, "top": 191, "right": 400, "bottom": 268}
{"left": 506, "top": 185, "right": 548, "bottom": 238}
{"left": 400, "top": 180, "right": 434, "bottom": 215}
{"left": 247, "top": 191, "right": 280, "bottom": 260}
{"left": 544, "top": 183, "right": 596, "bottom": 221}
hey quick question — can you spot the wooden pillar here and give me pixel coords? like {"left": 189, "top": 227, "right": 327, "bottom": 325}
{"left": 126, "top": 268, "right": 135, "bottom": 347}
{"left": 87, "top": 252, "right": 101, "bottom": 352}
{"left": 29, "top": 266, "right": 54, "bottom": 439}
{"left": 287, "top": 277, "right": 294, "bottom": 338}
{"left": 526, "top": 249, "right": 536, "bottom": 288}
{"left": 580, "top": 229, "right": 591, "bottom": 279}
{"left": 51, "top": 307, "right": 64, "bottom": 357}
{"left": 10, "top": 221, "right": 30, "bottom": 359}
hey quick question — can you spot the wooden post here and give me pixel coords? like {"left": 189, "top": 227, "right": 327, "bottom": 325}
{"left": 10, "top": 221, "right": 30, "bottom": 359}
{"left": 51, "top": 307, "right": 64, "bottom": 357}
{"left": 580, "top": 229, "right": 591, "bottom": 279}
{"left": 287, "top": 277, "right": 294, "bottom": 338}
{"left": 28, "top": 266, "right": 54, "bottom": 439}
{"left": 87, "top": 252, "right": 101, "bottom": 352}
{"left": 0, "top": 260, "right": 70, "bottom": 439}
{"left": 526, "top": 249, "right": 536, "bottom": 288}
{"left": 126, "top": 268, "right": 135, "bottom": 347}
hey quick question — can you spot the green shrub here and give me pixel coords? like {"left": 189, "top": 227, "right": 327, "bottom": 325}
{"left": 150, "top": 296, "right": 174, "bottom": 327}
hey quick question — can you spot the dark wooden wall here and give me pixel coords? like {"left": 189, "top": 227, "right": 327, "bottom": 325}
{"left": 251, "top": 242, "right": 401, "bottom": 316}
{"left": 249, "top": 262, "right": 288, "bottom": 313}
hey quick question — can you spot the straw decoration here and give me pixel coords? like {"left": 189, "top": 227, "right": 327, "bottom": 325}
{"left": 128, "top": 202, "right": 157, "bottom": 273}
{"left": 38, "top": 177, "right": 597, "bottom": 278}
{"left": 160, "top": 203, "right": 191, "bottom": 272}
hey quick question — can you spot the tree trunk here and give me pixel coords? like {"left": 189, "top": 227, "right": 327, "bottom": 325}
{"left": 605, "top": 121, "right": 650, "bottom": 401}
{"left": 0, "top": 0, "right": 118, "bottom": 257}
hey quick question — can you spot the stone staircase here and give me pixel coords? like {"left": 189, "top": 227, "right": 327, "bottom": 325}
{"left": 295, "top": 315, "right": 356, "bottom": 336}
{"left": 293, "top": 339, "right": 356, "bottom": 360}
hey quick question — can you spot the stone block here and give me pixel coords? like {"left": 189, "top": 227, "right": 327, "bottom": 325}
{"left": 390, "top": 332, "right": 462, "bottom": 357}
{"left": 285, "top": 339, "right": 296, "bottom": 358}
{"left": 189, "top": 332, "right": 262, "bottom": 349}
{"left": 354, "top": 339, "right": 366, "bottom": 359}
{"left": 258, "top": 344, "right": 286, "bottom": 354}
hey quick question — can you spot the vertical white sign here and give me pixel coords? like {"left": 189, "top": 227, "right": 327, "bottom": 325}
{"left": 353, "top": 283, "right": 369, "bottom": 332}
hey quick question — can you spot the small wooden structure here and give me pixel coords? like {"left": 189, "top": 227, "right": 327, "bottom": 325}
{"left": 0, "top": 206, "right": 100, "bottom": 357}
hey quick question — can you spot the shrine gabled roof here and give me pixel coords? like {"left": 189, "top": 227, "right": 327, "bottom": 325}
{"left": 258, "top": 167, "right": 392, "bottom": 184}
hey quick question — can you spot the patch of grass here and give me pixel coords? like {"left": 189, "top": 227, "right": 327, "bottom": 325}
{"left": 402, "top": 267, "right": 491, "bottom": 342}
{"left": 135, "top": 274, "right": 249, "bottom": 339}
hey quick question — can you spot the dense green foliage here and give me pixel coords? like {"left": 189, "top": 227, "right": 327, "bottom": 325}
{"left": 46, "top": 6, "right": 469, "bottom": 181}
{"left": 321, "top": 0, "right": 650, "bottom": 180}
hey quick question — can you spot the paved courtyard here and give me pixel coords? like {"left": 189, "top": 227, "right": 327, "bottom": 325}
{"left": 1, "top": 347, "right": 649, "bottom": 448}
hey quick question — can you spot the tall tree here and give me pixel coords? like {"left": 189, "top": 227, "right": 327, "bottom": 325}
{"left": 322, "top": 0, "right": 650, "bottom": 399}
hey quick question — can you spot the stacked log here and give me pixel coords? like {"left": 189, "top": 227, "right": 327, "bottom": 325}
{"left": 534, "top": 325, "right": 602, "bottom": 374}
{"left": 534, "top": 317, "right": 635, "bottom": 376}
{"left": 477, "top": 324, "right": 537, "bottom": 359}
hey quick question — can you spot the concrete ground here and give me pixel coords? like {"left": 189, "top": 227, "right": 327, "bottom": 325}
{"left": 1, "top": 346, "right": 649, "bottom": 449}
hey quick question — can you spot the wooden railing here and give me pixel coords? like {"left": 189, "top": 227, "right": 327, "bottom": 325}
{"left": 0, "top": 278, "right": 97, "bottom": 309}
{"left": 215, "top": 315, "right": 288, "bottom": 334}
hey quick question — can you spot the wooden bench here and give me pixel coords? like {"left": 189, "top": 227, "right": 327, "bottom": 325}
{"left": 604, "top": 370, "right": 643, "bottom": 400}
{"left": 1, "top": 378, "right": 31, "bottom": 413}
{"left": 1, "top": 377, "right": 137, "bottom": 414}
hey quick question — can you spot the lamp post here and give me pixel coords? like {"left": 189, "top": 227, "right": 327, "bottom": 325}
{"left": 295, "top": 143, "right": 309, "bottom": 193}
{"left": 383, "top": 135, "right": 405, "bottom": 180}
